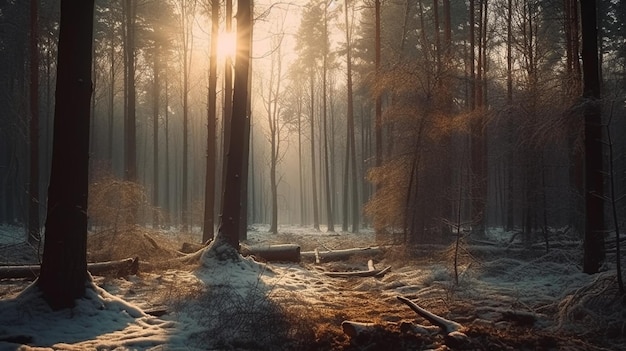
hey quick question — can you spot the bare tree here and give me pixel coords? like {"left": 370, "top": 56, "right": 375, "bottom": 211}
{"left": 263, "top": 30, "right": 286, "bottom": 234}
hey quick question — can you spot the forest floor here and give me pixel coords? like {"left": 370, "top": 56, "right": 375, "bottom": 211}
{"left": 0, "top": 224, "right": 625, "bottom": 350}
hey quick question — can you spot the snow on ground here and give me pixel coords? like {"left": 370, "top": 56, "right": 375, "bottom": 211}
{"left": 0, "top": 224, "right": 624, "bottom": 350}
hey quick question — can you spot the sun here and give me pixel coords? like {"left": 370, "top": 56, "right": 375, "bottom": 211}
{"left": 217, "top": 31, "right": 237, "bottom": 60}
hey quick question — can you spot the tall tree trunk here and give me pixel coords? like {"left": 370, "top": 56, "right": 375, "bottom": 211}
{"left": 38, "top": 0, "right": 95, "bottom": 310}
{"left": 374, "top": 0, "right": 382, "bottom": 173}
{"left": 218, "top": 0, "right": 251, "bottom": 248}
{"left": 203, "top": 0, "right": 218, "bottom": 243}
{"left": 164, "top": 76, "right": 171, "bottom": 227}
{"left": 342, "top": 0, "right": 358, "bottom": 233}
{"left": 152, "top": 52, "right": 160, "bottom": 228}
{"left": 181, "top": 1, "right": 191, "bottom": 231}
{"left": 28, "top": 0, "right": 40, "bottom": 244}
{"left": 268, "top": 40, "right": 282, "bottom": 234}
{"left": 108, "top": 30, "right": 115, "bottom": 162}
{"left": 298, "top": 95, "right": 305, "bottom": 225}
{"left": 322, "top": 6, "right": 334, "bottom": 232}
{"left": 221, "top": 0, "right": 234, "bottom": 214}
{"left": 124, "top": 0, "right": 137, "bottom": 184}
{"left": 580, "top": 0, "right": 605, "bottom": 273}
{"left": 310, "top": 71, "right": 320, "bottom": 230}
{"left": 239, "top": 19, "right": 253, "bottom": 241}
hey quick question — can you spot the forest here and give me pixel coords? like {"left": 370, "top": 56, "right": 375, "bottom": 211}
{"left": 0, "top": 0, "right": 625, "bottom": 349}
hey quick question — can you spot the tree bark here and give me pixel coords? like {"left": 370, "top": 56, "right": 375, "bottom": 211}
{"left": 342, "top": 0, "right": 359, "bottom": 233}
{"left": 218, "top": 0, "right": 251, "bottom": 248}
{"left": 28, "top": 0, "right": 40, "bottom": 245}
{"left": 37, "top": 0, "right": 95, "bottom": 310}
{"left": 124, "top": 0, "right": 137, "bottom": 184}
{"left": 203, "top": 0, "right": 219, "bottom": 243}
{"left": 580, "top": 0, "right": 605, "bottom": 273}
{"left": 152, "top": 50, "right": 160, "bottom": 228}
{"left": 241, "top": 244, "right": 300, "bottom": 262}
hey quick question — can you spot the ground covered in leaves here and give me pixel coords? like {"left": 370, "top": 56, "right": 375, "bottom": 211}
{"left": 1, "top": 224, "right": 624, "bottom": 350}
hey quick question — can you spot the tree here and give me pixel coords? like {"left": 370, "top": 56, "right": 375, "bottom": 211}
{"left": 341, "top": 0, "right": 359, "bottom": 233}
{"left": 37, "top": 0, "right": 95, "bottom": 310}
{"left": 123, "top": 0, "right": 137, "bottom": 184}
{"left": 295, "top": 1, "right": 326, "bottom": 231}
{"left": 321, "top": 1, "right": 334, "bottom": 232}
{"left": 177, "top": 0, "right": 196, "bottom": 231}
{"left": 203, "top": 0, "right": 219, "bottom": 243}
{"left": 263, "top": 30, "right": 286, "bottom": 234}
{"left": 216, "top": 0, "right": 251, "bottom": 248}
{"left": 580, "top": 0, "right": 605, "bottom": 274}
{"left": 28, "top": 0, "right": 40, "bottom": 244}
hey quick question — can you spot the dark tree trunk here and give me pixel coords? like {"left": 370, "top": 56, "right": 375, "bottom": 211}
{"left": 580, "top": 0, "right": 605, "bottom": 273}
{"left": 239, "top": 31, "right": 253, "bottom": 241}
{"left": 124, "top": 0, "right": 137, "bottom": 183}
{"left": 28, "top": 0, "right": 40, "bottom": 244}
{"left": 218, "top": 0, "right": 251, "bottom": 248}
{"left": 203, "top": 0, "right": 219, "bottom": 243}
{"left": 37, "top": 0, "right": 95, "bottom": 310}
{"left": 221, "top": 0, "right": 233, "bottom": 216}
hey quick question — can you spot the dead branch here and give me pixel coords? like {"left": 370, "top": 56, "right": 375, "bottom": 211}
{"left": 323, "top": 259, "right": 391, "bottom": 278}
{"left": 396, "top": 296, "right": 464, "bottom": 334}
{"left": 397, "top": 296, "right": 469, "bottom": 347}
{"left": 301, "top": 246, "right": 383, "bottom": 263}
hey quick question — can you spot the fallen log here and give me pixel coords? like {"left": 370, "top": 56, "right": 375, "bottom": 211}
{"left": 301, "top": 246, "right": 383, "bottom": 263}
{"left": 240, "top": 244, "right": 301, "bottom": 262}
{"left": 0, "top": 257, "right": 139, "bottom": 280}
{"left": 323, "top": 259, "right": 391, "bottom": 278}
{"left": 397, "top": 296, "right": 469, "bottom": 347}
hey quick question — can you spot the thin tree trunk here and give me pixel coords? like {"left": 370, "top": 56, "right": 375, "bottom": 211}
{"left": 181, "top": 1, "right": 192, "bottom": 231}
{"left": 343, "top": 0, "right": 358, "bottom": 233}
{"left": 108, "top": 30, "right": 115, "bottom": 162}
{"left": 221, "top": 0, "right": 233, "bottom": 215}
{"left": 298, "top": 96, "right": 305, "bottom": 225}
{"left": 310, "top": 71, "right": 320, "bottom": 230}
{"left": 124, "top": 0, "right": 137, "bottom": 184}
{"left": 28, "top": 0, "right": 40, "bottom": 244}
{"left": 322, "top": 6, "right": 334, "bottom": 232}
{"left": 203, "top": 0, "right": 218, "bottom": 243}
{"left": 152, "top": 52, "right": 160, "bottom": 228}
